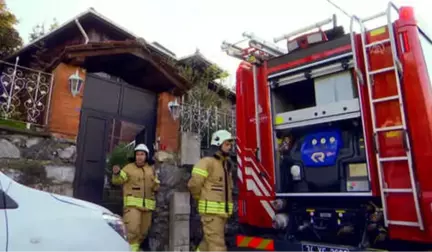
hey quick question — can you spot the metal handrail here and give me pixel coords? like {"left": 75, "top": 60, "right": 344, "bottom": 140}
{"left": 273, "top": 17, "right": 334, "bottom": 43}
{"left": 349, "top": 15, "right": 365, "bottom": 85}
{"left": 386, "top": 1, "right": 423, "bottom": 231}
{"left": 387, "top": 1, "right": 403, "bottom": 74}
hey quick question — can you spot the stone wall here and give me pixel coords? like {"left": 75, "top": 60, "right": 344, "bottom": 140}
{"left": 0, "top": 128, "right": 239, "bottom": 251}
{"left": 0, "top": 128, "right": 76, "bottom": 196}
{"left": 146, "top": 152, "right": 239, "bottom": 251}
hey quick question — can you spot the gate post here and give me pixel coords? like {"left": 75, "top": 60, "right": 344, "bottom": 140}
{"left": 169, "top": 191, "right": 191, "bottom": 251}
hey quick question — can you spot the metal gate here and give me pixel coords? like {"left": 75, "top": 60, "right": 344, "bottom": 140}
{"left": 73, "top": 73, "right": 157, "bottom": 211}
{"left": 180, "top": 99, "right": 236, "bottom": 149}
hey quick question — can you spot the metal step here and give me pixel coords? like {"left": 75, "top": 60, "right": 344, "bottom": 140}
{"left": 369, "top": 66, "right": 395, "bottom": 75}
{"left": 383, "top": 188, "right": 413, "bottom": 193}
{"left": 375, "top": 125, "right": 404, "bottom": 132}
{"left": 365, "top": 38, "right": 391, "bottom": 48}
{"left": 379, "top": 156, "right": 408, "bottom": 162}
{"left": 372, "top": 95, "right": 399, "bottom": 103}
{"left": 388, "top": 220, "right": 421, "bottom": 227}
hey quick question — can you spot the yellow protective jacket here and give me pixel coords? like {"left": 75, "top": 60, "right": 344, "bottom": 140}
{"left": 187, "top": 152, "right": 234, "bottom": 218}
{"left": 112, "top": 162, "right": 160, "bottom": 211}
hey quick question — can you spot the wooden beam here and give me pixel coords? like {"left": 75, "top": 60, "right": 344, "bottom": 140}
{"left": 69, "top": 56, "right": 86, "bottom": 66}
{"left": 65, "top": 47, "right": 135, "bottom": 59}
{"left": 51, "top": 42, "right": 191, "bottom": 93}
{"left": 131, "top": 51, "right": 190, "bottom": 91}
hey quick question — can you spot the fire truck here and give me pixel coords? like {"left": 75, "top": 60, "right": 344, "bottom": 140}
{"left": 221, "top": 2, "right": 432, "bottom": 251}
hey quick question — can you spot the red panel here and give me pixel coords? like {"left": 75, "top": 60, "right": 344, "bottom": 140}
{"left": 267, "top": 44, "right": 351, "bottom": 75}
{"left": 235, "top": 62, "right": 274, "bottom": 228}
{"left": 386, "top": 8, "right": 432, "bottom": 242}
{"left": 352, "top": 7, "right": 432, "bottom": 242}
{"left": 235, "top": 62, "right": 251, "bottom": 225}
{"left": 258, "top": 62, "right": 276, "bottom": 187}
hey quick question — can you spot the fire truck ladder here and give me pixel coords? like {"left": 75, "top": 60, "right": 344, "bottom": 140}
{"left": 221, "top": 32, "right": 286, "bottom": 63}
{"left": 350, "top": 2, "right": 424, "bottom": 230}
{"left": 221, "top": 33, "right": 286, "bottom": 161}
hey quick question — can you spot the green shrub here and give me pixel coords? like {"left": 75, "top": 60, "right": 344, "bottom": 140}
{"left": 106, "top": 143, "right": 134, "bottom": 175}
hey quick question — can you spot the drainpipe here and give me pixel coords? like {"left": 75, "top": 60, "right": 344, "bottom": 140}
{"left": 74, "top": 19, "right": 89, "bottom": 44}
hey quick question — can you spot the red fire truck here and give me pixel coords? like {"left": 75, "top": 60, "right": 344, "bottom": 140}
{"left": 222, "top": 2, "right": 432, "bottom": 251}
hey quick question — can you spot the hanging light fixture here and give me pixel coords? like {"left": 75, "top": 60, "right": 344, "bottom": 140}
{"left": 68, "top": 70, "right": 84, "bottom": 97}
{"left": 168, "top": 98, "right": 181, "bottom": 120}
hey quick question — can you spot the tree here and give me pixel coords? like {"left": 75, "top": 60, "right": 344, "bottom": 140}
{"left": 178, "top": 63, "right": 231, "bottom": 109}
{"left": 27, "top": 18, "right": 59, "bottom": 70}
{"left": 28, "top": 18, "right": 59, "bottom": 42}
{"left": 0, "top": 2, "right": 23, "bottom": 59}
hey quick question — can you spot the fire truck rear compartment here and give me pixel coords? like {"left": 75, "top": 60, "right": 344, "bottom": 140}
{"left": 278, "top": 119, "right": 369, "bottom": 194}
{"left": 272, "top": 68, "right": 360, "bottom": 130}
{"left": 271, "top": 66, "right": 371, "bottom": 195}
{"left": 267, "top": 60, "right": 380, "bottom": 247}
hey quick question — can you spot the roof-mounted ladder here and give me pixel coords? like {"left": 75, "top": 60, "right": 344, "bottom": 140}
{"left": 273, "top": 16, "right": 335, "bottom": 43}
{"left": 221, "top": 32, "right": 286, "bottom": 64}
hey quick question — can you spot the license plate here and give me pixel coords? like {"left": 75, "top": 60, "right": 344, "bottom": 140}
{"left": 302, "top": 244, "right": 351, "bottom": 252}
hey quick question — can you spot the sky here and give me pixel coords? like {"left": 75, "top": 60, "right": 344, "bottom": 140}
{"left": 4, "top": 0, "right": 430, "bottom": 88}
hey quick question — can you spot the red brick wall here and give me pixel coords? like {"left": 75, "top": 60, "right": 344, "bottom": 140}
{"left": 48, "top": 63, "right": 86, "bottom": 140}
{"left": 155, "top": 92, "right": 180, "bottom": 152}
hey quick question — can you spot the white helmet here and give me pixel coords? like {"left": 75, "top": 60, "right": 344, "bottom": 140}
{"left": 134, "top": 143, "right": 149, "bottom": 154}
{"left": 211, "top": 130, "right": 233, "bottom": 146}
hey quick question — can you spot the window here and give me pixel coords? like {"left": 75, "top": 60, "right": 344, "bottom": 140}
{"left": 272, "top": 70, "right": 357, "bottom": 114}
{"left": 106, "top": 119, "right": 146, "bottom": 153}
{"left": 0, "top": 190, "right": 18, "bottom": 209}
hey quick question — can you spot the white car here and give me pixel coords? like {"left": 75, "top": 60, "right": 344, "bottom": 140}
{"left": 0, "top": 172, "right": 130, "bottom": 251}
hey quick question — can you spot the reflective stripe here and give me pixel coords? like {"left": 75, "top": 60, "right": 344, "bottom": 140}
{"left": 236, "top": 235, "right": 274, "bottom": 251}
{"left": 145, "top": 198, "right": 156, "bottom": 210}
{"left": 119, "top": 170, "right": 128, "bottom": 180}
{"left": 130, "top": 243, "right": 140, "bottom": 252}
{"left": 124, "top": 196, "right": 156, "bottom": 210}
{"left": 198, "top": 200, "right": 233, "bottom": 215}
{"left": 192, "top": 167, "right": 208, "bottom": 178}
{"left": 112, "top": 170, "right": 128, "bottom": 185}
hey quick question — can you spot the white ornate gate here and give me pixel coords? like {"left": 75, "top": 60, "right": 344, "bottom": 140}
{"left": 0, "top": 58, "right": 54, "bottom": 126}
{"left": 180, "top": 98, "right": 236, "bottom": 149}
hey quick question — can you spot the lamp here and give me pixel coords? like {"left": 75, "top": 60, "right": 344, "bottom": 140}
{"left": 168, "top": 98, "right": 180, "bottom": 120}
{"left": 68, "top": 70, "right": 84, "bottom": 97}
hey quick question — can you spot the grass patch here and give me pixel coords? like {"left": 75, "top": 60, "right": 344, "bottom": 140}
{"left": 0, "top": 119, "right": 26, "bottom": 130}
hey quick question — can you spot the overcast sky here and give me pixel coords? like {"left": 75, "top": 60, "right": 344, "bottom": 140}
{"left": 5, "top": 0, "right": 430, "bottom": 87}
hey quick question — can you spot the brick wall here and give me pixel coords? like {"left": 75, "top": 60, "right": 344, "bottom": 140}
{"left": 155, "top": 92, "right": 180, "bottom": 152}
{"left": 48, "top": 63, "right": 86, "bottom": 140}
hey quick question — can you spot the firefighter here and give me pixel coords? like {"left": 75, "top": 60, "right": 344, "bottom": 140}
{"left": 112, "top": 143, "right": 160, "bottom": 252}
{"left": 188, "top": 129, "right": 234, "bottom": 252}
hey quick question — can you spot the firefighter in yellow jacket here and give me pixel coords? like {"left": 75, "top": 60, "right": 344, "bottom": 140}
{"left": 188, "top": 129, "right": 234, "bottom": 251}
{"left": 112, "top": 143, "right": 160, "bottom": 252}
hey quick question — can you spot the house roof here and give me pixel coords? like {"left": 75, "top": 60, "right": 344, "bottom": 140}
{"left": 52, "top": 40, "right": 191, "bottom": 93}
{"left": 4, "top": 7, "right": 176, "bottom": 62}
{"left": 151, "top": 42, "right": 177, "bottom": 58}
{"left": 4, "top": 7, "right": 235, "bottom": 100}
{"left": 179, "top": 49, "right": 223, "bottom": 72}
